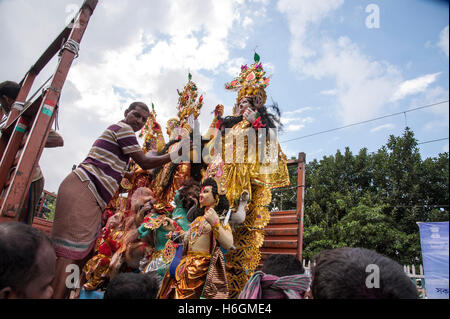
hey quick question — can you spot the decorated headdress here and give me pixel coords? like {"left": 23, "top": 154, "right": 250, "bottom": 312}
{"left": 166, "top": 118, "right": 181, "bottom": 140}
{"left": 176, "top": 73, "right": 204, "bottom": 136}
{"left": 225, "top": 52, "right": 271, "bottom": 113}
{"left": 139, "top": 103, "right": 165, "bottom": 153}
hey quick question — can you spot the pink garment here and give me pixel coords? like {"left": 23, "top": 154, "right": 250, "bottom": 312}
{"left": 238, "top": 271, "right": 311, "bottom": 299}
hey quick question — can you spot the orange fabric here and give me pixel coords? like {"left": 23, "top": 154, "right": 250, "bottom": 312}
{"left": 174, "top": 251, "right": 211, "bottom": 299}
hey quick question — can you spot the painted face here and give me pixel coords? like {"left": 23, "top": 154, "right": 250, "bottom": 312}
{"left": 236, "top": 97, "right": 253, "bottom": 116}
{"left": 107, "top": 213, "right": 121, "bottom": 229}
{"left": 125, "top": 106, "right": 150, "bottom": 132}
{"left": 199, "top": 185, "right": 215, "bottom": 208}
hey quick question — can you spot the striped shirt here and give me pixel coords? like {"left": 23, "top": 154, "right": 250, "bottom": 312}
{"left": 73, "top": 121, "right": 141, "bottom": 210}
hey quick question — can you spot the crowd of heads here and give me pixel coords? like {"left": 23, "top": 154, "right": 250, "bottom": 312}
{"left": 0, "top": 220, "right": 420, "bottom": 299}
{"left": 310, "top": 247, "right": 419, "bottom": 299}
{"left": 0, "top": 83, "right": 420, "bottom": 300}
{"left": 0, "top": 222, "right": 56, "bottom": 299}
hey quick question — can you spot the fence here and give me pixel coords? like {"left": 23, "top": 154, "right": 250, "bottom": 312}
{"left": 404, "top": 264, "right": 426, "bottom": 299}
{"left": 302, "top": 260, "right": 427, "bottom": 298}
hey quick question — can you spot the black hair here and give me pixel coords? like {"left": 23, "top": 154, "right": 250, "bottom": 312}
{"left": 262, "top": 254, "right": 305, "bottom": 277}
{"left": 202, "top": 178, "right": 229, "bottom": 215}
{"left": 104, "top": 272, "right": 160, "bottom": 299}
{"left": 127, "top": 102, "right": 150, "bottom": 113}
{"left": 219, "top": 98, "right": 283, "bottom": 132}
{"left": 0, "top": 81, "right": 20, "bottom": 100}
{"left": 178, "top": 179, "right": 201, "bottom": 210}
{"left": 311, "top": 247, "right": 419, "bottom": 299}
{"left": 0, "top": 222, "right": 53, "bottom": 292}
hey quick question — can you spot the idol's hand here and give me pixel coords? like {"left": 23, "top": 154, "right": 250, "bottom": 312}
{"left": 204, "top": 208, "right": 220, "bottom": 226}
{"left": 243, "top": 107, "right": 257, "bottom": 124}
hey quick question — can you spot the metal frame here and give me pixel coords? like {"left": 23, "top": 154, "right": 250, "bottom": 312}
{"left": 0, "top": 0, "right": 98, "bottom": 219}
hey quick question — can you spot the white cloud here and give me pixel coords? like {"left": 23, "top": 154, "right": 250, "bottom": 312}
{"left": 283, "top": 107, "right": 313, "bottom": 116}
{"left": 282, "top": 116, "right": 314, "bottom": 131}
{"left": 0, "top": 0, "right": 273, "bottom": 192}
{"left": 286, "top": 124, "right": 304, "bottom": 131}
{"left": 277, "top": 1, "right": 404, "bottom": 125}
{"left": 277, "top": 0, "right": 345, "bottom": 64}
{"left": 391, "top": 72, "right": 441, "bottom": 102}
{"left": 370, "top": 123, "right": 395, "bottom": 133}
{"left": 242, "top": 16, "right": 254, "bottom": 28}
{"left": 438, "top": 25, "right": 449, "bottom": 58}
{"left": 320, "top": 89, "right": 338, "bottom": 96}
{"left": 280, "top": 118, "right": 296, "bottom": 124}
{"left": 414, "top": 86, "right": 449, "bottom": 135}
{"left": 303, "top": 37, "right": 402, "bottom": 124}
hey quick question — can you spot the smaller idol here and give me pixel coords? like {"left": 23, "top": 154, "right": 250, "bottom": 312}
{"left": 158, "top": 178, "right": 233, "bottom": 299}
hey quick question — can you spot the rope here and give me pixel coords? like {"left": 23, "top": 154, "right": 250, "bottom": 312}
{"left": 61, "top": 39, "right": 80, "bottom": 58}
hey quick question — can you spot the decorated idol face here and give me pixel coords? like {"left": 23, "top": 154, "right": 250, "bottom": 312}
{"left": 106, "top": 213, "right": 121, "bottom": 229}
{"left": 199, "top": 185, "right": 215, "bottom": 208}
{"left": 236, "top": 97, "right": 253, "bottom": 116}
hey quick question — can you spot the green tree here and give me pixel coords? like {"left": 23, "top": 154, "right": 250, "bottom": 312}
{"left": 45, "top": 197, "right": 56, "bottom": 221}
{"left": 272, "top": 127, "right": 449, "bottom": 264}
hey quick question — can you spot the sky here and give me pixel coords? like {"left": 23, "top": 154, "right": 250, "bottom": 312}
{"left": 0, "top": 0, "right": 448, "bottom": 193}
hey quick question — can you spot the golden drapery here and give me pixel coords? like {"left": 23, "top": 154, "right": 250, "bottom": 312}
{"left": 205, "top": 119, "right": 290, "bottom": 298}
{"left": 174, "top": 251, "right": 211, "bottom": 299}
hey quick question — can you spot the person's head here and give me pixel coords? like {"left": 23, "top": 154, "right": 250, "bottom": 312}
{"left": 104, "top": 272, "right": 160, "bottom": 299}
{"left": 124, "top": 102, "right": 150, "bottom": 132}
{"left": 262, "top": 254, "right": 305, "bottom": 277}
{"left": 0, "top": 222, "right": 56, "bottom": 299}
{"left": 310, "top": 247, "right": 419, "bottom": 299}
{"left": 0, "top": 81, "right": 20, "bottom": 115}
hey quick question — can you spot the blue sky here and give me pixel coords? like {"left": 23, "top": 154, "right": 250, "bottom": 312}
{"left": 0, "top": 0, "right": 448, "bottom": 192}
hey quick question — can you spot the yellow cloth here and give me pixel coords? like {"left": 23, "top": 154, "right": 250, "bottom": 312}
{"left": 174, "top": 251, "right": 211, "bottom": 299}
{"left": 206, "top": 120, "right": 289, "bottom": 210}
{"left": 205, "top": 119, "right": 290, "bottom": 298}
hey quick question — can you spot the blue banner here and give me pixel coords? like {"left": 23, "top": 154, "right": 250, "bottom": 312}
{"left": 417, "top": 222, "right": 449, "bottom": 299}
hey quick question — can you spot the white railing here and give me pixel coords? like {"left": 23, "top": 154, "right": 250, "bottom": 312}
{"left": 404, "top": 264, "right": 426, "bottom": 299}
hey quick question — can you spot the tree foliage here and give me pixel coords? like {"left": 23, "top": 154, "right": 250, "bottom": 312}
{"left": 272, "top": 127, "right": 449, "bottom": 264}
